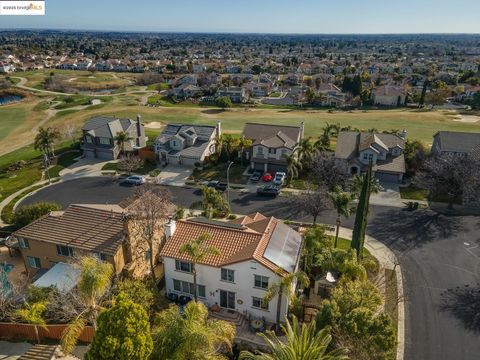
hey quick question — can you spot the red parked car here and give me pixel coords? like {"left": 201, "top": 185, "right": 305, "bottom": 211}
{"left": 261, "top": 173, "right": 273, "bottom": 182}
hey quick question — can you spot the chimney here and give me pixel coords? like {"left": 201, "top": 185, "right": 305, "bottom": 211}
{"left": 401, "top": 128, "right": 407, "bottom": 140}
{"left": 216, "top": 121, "right": 222, "bottom": 138}
{"left": 300, "top": 121, "right": 305, "bottom": 140}
{"left": 136, "top": 114, "right": 142, "bottom": 146}
{"left": 165, "top": 216, "right": 176, "bottom": 239}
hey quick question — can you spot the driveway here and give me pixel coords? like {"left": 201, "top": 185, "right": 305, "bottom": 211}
{"left": 369, "top": 182, "right": 403, "bottom": 207}
{"left": 15, "top": 177, "right": 480, "bottom": 360}
{"left": 156, "top": 165, "right": 192, "bottom": 186}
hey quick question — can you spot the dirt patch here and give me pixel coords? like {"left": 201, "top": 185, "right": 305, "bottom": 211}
{"left": 145, "top": 121, "right": 164, "bottom": 129}
{"left": 453, "top": 115, "right": 480, "bottom": 123}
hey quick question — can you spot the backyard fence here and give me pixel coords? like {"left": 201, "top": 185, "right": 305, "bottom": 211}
{"left": 0, "top": 322, "right": 94, "bottom": 343}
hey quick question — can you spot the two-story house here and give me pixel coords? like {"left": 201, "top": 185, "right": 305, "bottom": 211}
{"left": 81, "top": 115, "right": 147, "bottom": 160}
{"left": 216, "top": 87, "right": 249, "bottom": 103}
{"left": 160, "top": 213, "right": 303, "bottom": 324}
{"left": 371, "top": 85, "right": 406, "bottom": 107}
{"left": 335, "top": 131, "right": 407, "bottom": 183}
{"left": 13, "top": 201, "right": 172, "bottom": 279}
{"left": 154, "top": 123, "right": 220, "bottom": 166}
{"left": 243, "top": 123, "right": 304, "bottom": 173}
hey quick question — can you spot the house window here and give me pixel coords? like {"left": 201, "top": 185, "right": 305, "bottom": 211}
{"left": 18, "top": 237, "right": 29, "bottom": 249}
{"left": 172, "top": 278, "right": 206, "bottom": 298}
{"left": 252, "top": 296, "right": 269, "bottom": 310}
{"left": 269, "top": 148, "right": 276, "bottom": 155}
{"left": 254, "top": 275, "right": 269, "bottom": 289}
{"left": 172, "top": 140, "right": 177, "bottom": 147}
{"left": 27, "top": 256, "right": 41, "bottom": 269}
{"left": 221, "top": 268, "right": 235, "bottom": 283}
{"left": 281, "top": 149, "right": 287, "bottom": 157}
{"left": 93, "top": 252, "right": 107, "bottom": 261}
{"left": 56, "top": 245, "right": 74, "bottom": 257}
{"left": 257, "top": 147, "right": 263, "bottom": 155}
{"left": 85, "top": 136, "right": 93, "bottom": 144}
{"left": 175, "top": 260, "right": 192, "bottom": 273}
{"left": 99, "top": 137, "right": 110, "bottom": 145}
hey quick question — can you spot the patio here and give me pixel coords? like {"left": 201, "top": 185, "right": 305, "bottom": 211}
{"left": 208, "top": 308, "right": 280, "bottom": 350}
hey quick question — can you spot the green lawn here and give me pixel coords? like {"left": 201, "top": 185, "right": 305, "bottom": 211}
{"left": 48, "top": 151, "right": 80, "bottom": 178}
{"left": 0, "top": 141, "right": 76, "bottom": 203}
{"left": 384, "top": 268, "right": 399, "bottom": 330}
{"left": 191, "top": 162, "right": 248, "bottom": 184}
{"left": 399, "top": 185, "right": 429, "bottom": 201}
{"left": 0, "top": 106, "right": 27, "bottom": 142}
{"left": 53, "top": 95, "right": 93, "bottom": 109}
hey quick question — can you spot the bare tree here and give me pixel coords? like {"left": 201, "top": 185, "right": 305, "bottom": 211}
{"left": 124, "top": 184, "right": 175, "bottom": 283}
{"left": 310, "top": 151, "right": 349, "bottom": 191}
{"left": 293, "top": 183, "right": 331, "bottom": 224}
{"left": 415, "top": 154, "right": 480, "bottom": 208}
{"left": 62, "top": 124, "right": 78, "bottom": 146}
{"left": 118, "top": 154, "right": 145, "bottom": 174}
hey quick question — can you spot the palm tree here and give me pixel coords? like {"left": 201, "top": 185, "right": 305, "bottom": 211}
{"left": 151, "top": 301, "right": 235, "bottom": 360}
{"left": 284, "top": 154, "right": 302, "bottom": 186}
{"left": 15, "top": 302, "right": 48, "bottom": 344}
{"left": 294, "top": 137, "right": 315, "bottom": 165}
{"left": 239, "top": 316, "right": 347, "bottom": 360}
{"left": 61, "top": 257, "right": 113, "bottom": 354}
{"left": 328, "top": 186, "right": 354, "bottom": 248}
{"left": 237, "top": 136, "right": 252, "bottom": 164}
{"left": 114, "top": 131, "right": 133, "bottom": 156}
{"left": 34, "top": 127, "right": 61, "bottom": 159}
{"left": 315, "top": 123, "right": 340, "bottom": 151}
{"left": 264, "top": 271, "right": 310, "bottom": 331}
{"left": 179, "top": 233, "right": 220, "bottom": 301}
{"left": 350, "top": 174, "right": 381, "bottom": 199}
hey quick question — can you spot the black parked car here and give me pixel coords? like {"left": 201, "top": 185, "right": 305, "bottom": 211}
{"left": 257, "top": 185, "right": 280, "bottom": 197}
{"left": 215, "top": 182, "right": 228, "bottom": 192}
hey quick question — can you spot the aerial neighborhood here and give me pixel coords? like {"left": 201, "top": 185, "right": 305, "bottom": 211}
{"left": 0, "top": 29, "right": 480, "bottom": 360}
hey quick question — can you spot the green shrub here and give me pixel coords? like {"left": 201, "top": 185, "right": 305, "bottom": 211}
{"left": 12, "top": 201, "right": 61, "bottom": 229}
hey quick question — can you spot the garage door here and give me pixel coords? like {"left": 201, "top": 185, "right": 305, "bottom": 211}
{"left": 375, "top": 172, "right": 400, "bottom": 183}
{"left": 181, "top": 157, "right": 199, "bottom": 166}
{"left": 268, "top": 164, "right": 287, "bottom": 173}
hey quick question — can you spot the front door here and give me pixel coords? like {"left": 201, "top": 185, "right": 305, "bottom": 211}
{"left": 220, "top": 290, "right": 235, "bottom": 309}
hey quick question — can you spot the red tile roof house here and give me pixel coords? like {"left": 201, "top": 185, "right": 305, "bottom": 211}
{"left": 160, "top": 213, "right": 303, "bottom": 324}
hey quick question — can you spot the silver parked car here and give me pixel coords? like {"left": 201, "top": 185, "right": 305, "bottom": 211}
{"left": 123, "top": 175, "right": 146, "bottom": 185}
{"left": 273, "top": 172, "right": 286, "bottom": 186}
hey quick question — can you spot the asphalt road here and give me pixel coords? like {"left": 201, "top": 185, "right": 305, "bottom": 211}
{"left": 19, "top": 177, "right": 480, "bottom": 360}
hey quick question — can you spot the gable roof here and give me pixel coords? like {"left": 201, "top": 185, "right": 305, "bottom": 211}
{"left": 14, "top": 204, "right": 125, "bottom": 256}
{"left": 335, "top": 131, "right": 405, "bottom": 160}
{"left": 433, "top": 131, "right": 480, "bottom": 153}
{"left": 256, "top": 131, "right": 297, "bottom": 150}
{"left": 82, "top": 116, "right": 136, "bottom": 139}
{"left": 160, "top": 214, "right": 302, "bottom": 276}
{"left": 243, "top": 123, "right": 301, "bottom": 144}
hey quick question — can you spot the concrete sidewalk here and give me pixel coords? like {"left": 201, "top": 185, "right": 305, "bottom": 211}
{"left": 326, "top": 226, "right": 405, "bottom": 360}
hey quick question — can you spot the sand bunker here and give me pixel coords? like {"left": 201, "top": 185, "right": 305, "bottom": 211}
{"left": 145, "top": 121, "right": 164, "bottom": 129}
{"left": 453, "top": 115, "right": 480, "bottom": 123}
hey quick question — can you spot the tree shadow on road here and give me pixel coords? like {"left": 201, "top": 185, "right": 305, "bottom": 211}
{"left": 368, "top": 209, "right": 462, "bottom": 251}
{"left": 440, "top": 283, "right": 480, "bottom": 333}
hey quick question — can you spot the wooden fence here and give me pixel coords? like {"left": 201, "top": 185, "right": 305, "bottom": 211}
{"left": 0, "top": 322, "right": 94, "bottom": 342}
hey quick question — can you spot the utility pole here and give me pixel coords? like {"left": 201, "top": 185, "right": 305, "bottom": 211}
{"left": 226, "top": 161, "right": 234, "bottom": 207}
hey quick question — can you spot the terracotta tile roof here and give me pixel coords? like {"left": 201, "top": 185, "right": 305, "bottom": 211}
{"left": 14, "top": 204, "right": 125, "bottom": 256}
{"left": 160, "top": 214, "right": 299, "bottom": 276}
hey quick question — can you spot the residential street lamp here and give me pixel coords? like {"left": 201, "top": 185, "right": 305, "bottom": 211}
{"left": 226, "top": 161, "right": 234, "bottom": 206}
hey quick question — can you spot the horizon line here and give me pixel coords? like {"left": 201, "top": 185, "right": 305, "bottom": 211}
{"left": 1, "top": 28, "right": 480, "bottom": 36}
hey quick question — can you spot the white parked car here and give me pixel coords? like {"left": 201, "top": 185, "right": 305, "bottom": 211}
{"left": 273, "top": 172, "right": 286, "bottom": 186}
{"left": 123, "top": 175, "right": 146, "bottom": 185}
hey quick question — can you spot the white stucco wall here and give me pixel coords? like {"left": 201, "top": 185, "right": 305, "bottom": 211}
{"left": 163, "top": 257, "right": 289, "bottom": 323}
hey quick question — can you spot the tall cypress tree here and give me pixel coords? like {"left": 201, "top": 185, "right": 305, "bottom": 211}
{"left": 351, "top": 162, "right": 372, "bottom": 259}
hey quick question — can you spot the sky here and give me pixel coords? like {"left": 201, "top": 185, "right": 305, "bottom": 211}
{"left": 1, "top": 0, "right": 479, "bottom": 34}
